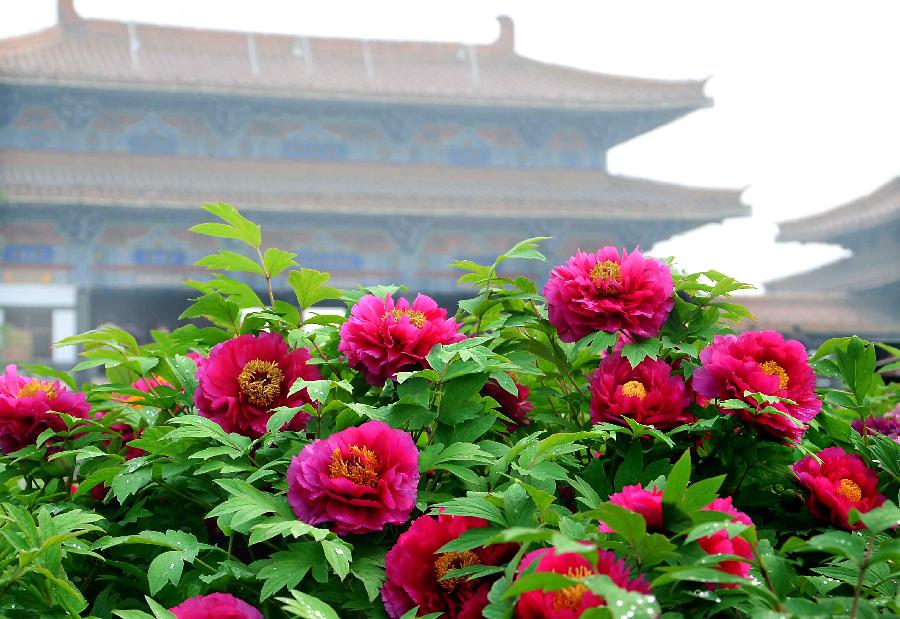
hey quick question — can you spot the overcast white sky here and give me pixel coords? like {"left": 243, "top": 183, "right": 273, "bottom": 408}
{"left": 2, "top": 0, "right": 899, "bottom": 292}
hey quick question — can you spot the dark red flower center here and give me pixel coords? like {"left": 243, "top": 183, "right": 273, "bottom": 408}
{"left": 621, "top": 380, "right": 647, "bottom": 400}
{"left": 17, "top": 379, "right": 58, "bottom": 400}
{"left": 837, "top": 478, "right": 862, "bottom": 503}
{"left": 590, "top": 260, "right": 621, "bottom": 292}
{"left": 329, "top": 444, "right": 380, "bottom": 487}
{"left": 760, "top": 360, "right": 789, "bottom": 390}
{"left": 388, "top": 308, "right": 426, "bottom": 328}
{"left": 237, "top": 359, "right": 283, "bottom": 407}
{"left": 434, "top": 551, "right": 479, "bottom": 592}
{"left": 552, "top": 566, "right": 593, "bottom": 610}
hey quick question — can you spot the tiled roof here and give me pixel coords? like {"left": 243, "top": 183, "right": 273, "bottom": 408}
{"left": 778, "top": 177, "right": 900, "bottom": 243}
{"left": 0, "top": 7, "right": 709, "bottom": 112}
{"left": 766, "top": 246, "right": 900, "bottom": 293}
{"left": 0, "top": 150, "right": 748, "bottom": 220}
{"left": 740, "top": 294, "right": 900, "bottom": 338}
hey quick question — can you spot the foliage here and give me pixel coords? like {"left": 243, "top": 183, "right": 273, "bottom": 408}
{"left": 0, "top": 204, "right": 897, "bottom": 618}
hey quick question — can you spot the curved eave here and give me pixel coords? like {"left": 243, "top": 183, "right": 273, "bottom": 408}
{"left": 777, "top": 177, "right": 900, "bottom": 243}
{"left": 0, "top": 74, "right": 710, "bottom": 114}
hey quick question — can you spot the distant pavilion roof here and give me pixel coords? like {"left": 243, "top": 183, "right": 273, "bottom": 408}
{"left": 740, "top": 294, "right": 900, "bottom": 340}
{"left": 0, "top": 1, "right": 710, "bottom": 112}
{"left": 0, "top": 150, "right": 747, "bottom": 221}
{"left": 778, "top": 176, "right": 900, "bottom": 243}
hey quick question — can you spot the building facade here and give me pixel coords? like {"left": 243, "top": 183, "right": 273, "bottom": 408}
{"left": 744, "top": 177, "right": 900, "bottom": 348}
{"left": 0, "top": 1, "right": 746, "bottom": 366}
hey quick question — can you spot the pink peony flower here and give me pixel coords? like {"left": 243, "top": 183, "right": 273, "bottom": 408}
{"left": 0, "top": 364, "right": 90, "bottom": 454}
{"left": 543, "top": 247, "right": 674, "bottom": 343}
{"left": 692, "top": 330, "right": 822, "bottom": 442}
{"left": 194, "top": 332, "right": 322, "bottom": 438}
{"left": 482, "top": 377, "right": 533, "bottom": 431}
{"left": 852, "top": 406, "right": 900, "bottom": 443}
{"left": 589, "top": 353, "right": 692, "bottom": 430}
{"left": 381, "top": 513, "right": 517, "bottom": 618}
{"left": 287, "top": 420, "right": 419, "bottom": 535}
{"left": 169, "top": 592, "right": 262, "bottom": 619}
{"left": 697, "top": 497, "right": 754, "bottom": 587}
{"left": 599, "top": 484, "right": 664, "bottom": 533}
{"left": 792, "top": 446, "right": 885, "bottom": 530}
{"left": 514, "top": 547, "right": 651, "bottom": 618}
{"left": 339, "top": 293, "right": 464, "bottom": 385}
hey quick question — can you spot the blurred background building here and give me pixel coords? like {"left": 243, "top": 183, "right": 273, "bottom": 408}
{"left": 744, "top": 178, "right": 900, "bottom": 347}
{"left": 0, "top": 1, "right": 896, "bottom": 369}
{"left": 0, "top": 0, "right": 747, "bottom": 366}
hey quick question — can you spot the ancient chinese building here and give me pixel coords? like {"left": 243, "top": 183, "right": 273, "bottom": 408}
{"left": 0, "top": 0, "right": 746, "bottom": 366}
{"left": 744, "top": 177, "right": 900, "bottom": 347}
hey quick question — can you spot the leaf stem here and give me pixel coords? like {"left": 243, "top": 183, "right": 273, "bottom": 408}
{"left": 256, "top": 247, "right": 276, "bottom": 307}
{"left": 849, "top": 535, "right": 874, "bottom": 619}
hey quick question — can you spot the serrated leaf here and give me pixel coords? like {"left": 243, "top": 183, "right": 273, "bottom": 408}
{"left": 147, "top": 550, "right": 184, "bottom": 595}
{"left": 263, "top": 248, "right": 298, "bottom": 278}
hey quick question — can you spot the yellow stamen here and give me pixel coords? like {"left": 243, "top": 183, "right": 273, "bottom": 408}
{"left": 760, "top": 360, "right": 789, "bottom": 390}
{"left": 621, "top": 380, "right": 647, "bottom": 400}
{"left": 17, "top": 379, "right": 58, "bottom": 400}
{"left": 837, "top": 478, "right": 862, "bottom": 503}
{"left": 589, "top": 260, "right": 621, "bottom": 285}
{"left": 434, "top": 551, "right": 480, "bottom": 592}
{"left": 237, "top": 359, "right": 283, "bottom": 407}
{"left": 329, "top": 445, "right": 381, "bottom": 487}
{"left": 389, "top": 308, "right": 427, "bottom": 328}
{"left": 552, "top": 566, "right": 593, "bottom": 611}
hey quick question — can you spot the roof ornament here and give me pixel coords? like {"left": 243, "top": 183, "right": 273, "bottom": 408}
{"left": 57, "top": 0, "right": 82, "bottom": 30}
{"left": 246, "top": 33, "right": 260, "bottom": 77}
{"left": 361, "top": 40, "right": 376, "bottom": 82}
{"left": 495, "top": 15, "right": 515, "bottom": 54}
{"left": 126, "top": 22, "right": 141, "bottom": 73}
{"left": 466, "top": 44, "right": 480, "bottom": 85}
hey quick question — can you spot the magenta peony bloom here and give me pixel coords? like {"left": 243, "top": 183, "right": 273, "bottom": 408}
{"left": 514, "top": 547, "right": 651, "bottom": 618}
{"left": 697, "top": 497, "right": 754, "bottom": 587}
{"left": 482, "top": 377, "right": 533, "bottom": 431}
{"left": 194, "top": 332, "right": 322, "bottom": 438}
{"left": 169, "top": 592, "right": 262, "bottom": 619}
{"left": 589, "top": 353, "right": 691, "bottom": 430}
{"left": 792, "top": 446, "right": 885, "bottom": 530}
{"left": 852, "top": 406, "right": 900, "bottom": 443}
{"left": 339, "top": 293, "right": 464, "bottom": 385}
{"left": 0, "top": 364, "right": 90, "bottom": 454}
{"left": 288, "top": 420, "right": 419, "bottom": 535}
{"left": 543, "top": 247, "right": 674, "bottom": 343}
{"left": 692, "top": 330, "right": 822, "bottom": 442}
{"left": 381, "top": 513, "right": 517, "bottom": 618}
{"left": 599, "top": 484, "right": 664, "bottom": 533}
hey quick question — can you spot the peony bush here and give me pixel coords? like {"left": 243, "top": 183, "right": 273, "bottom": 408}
{"left": 0, "top": 202, "right": 898, "bottom": 618}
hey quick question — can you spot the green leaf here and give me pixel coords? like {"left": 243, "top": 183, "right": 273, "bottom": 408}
{"left": 620, "top": 337, "right": 661, "bottom": 368}
{"left": 352, "top": 559, "right": 386, "bottom": 602}
{"left": 495, "top": 237, "right": 550, "bottom": 266}
{"left": 179, "top": 293, "right": 241, "bottom": 328}
{"left": 258, "top": 546, "right": 316, "bottom": 600}
{"left": 322, "top": 538, "right": 352, "bottom": 579}
{"left": 662, "top": 450, "right": 691, "bottom": 509}
{"left": 852, "top": 501, "right": 900, "bottom": 532}
{"left": 195, "top": 250, "right": 264, "bottom": 275}
{"left": 276, "top": 589, "right": 339, "bottom": 619}
{"left": 436, "top": 497, "right": 506, "bottom": 526}
{"left": 263, "top": 247, "right": 298, "bottom": 278}
{"left": 289, "top": 268, "right": 341, "bottom": 311}
{"left": 111, "top": 465, "right": 152, "bottom": 502}
{"left": 595, "top": 503, "right": 647, "bottom": 544}
{"left": 190, "top": 202, "right": 261, "bottom": 247}
{"left": 147, "top": 550, "right": 184, "bottom": 595}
